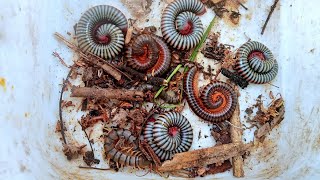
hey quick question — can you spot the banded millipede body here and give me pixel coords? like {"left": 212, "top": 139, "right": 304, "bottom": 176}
{"left": 126, "top": 35, "right": 171, "bottom": 76}
{"left": 126, "top": 34, "right": 159, "bottom": 71}
{"left": 161, "top": 0, "right": 205, "bottom": 50}
{"left": 160, "top": 90, "right": 180, "bottom": 104}
{"left": 76, "top": 5, "right": 128, "bottom": 59}
{"left": 184, "top": 67, "right": 238, "bottom": 122}
{"left": 235, "top": 41, "right": 278, "bottom": 84}
{"left": 143, "top": 112, "right": 193, "bottom": 161}
{"left": 104, "top": 129, "right": 151, "bottom": 168}
{"left": 147, "top": 35, "right": 171, "bottom": 76}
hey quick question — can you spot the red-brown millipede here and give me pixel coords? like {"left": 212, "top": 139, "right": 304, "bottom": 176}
{"left": 183, "top": 67, "right": 238, "bottom": 122}
{"left": 126, "top": 34, "right": 171, "bottom": 76}
{"left": 126, "top": 34, "right": 159, "bottom": 71}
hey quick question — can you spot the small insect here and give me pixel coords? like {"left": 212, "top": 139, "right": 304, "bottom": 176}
{"left": 161, "top": 0, "right": 206, "bottom": 50}
{"left": 221, "top": 68, "right": 248, "bottom": 89}
{"left": 104, "top": 129, "right": 151, "bottom": 169}
{"left": 143, "top": 112, "right": 193, "bottom": 161}
{"left": 184, "top": 67, "right": 238, "bottom": 123}
{"left": 76, "top": 5, "right": 128, "bottom": 59}
{"left": 126, "top": 35, "right": 171, "bottom": 77}
{"left": 235, "top": 41, "right": 278, "bottom": 84}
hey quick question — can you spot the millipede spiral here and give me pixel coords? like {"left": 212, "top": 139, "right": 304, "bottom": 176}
{"left": 235, "top": 41, "right": 278, "bottom": 84}
{"left": 184, "top": 67, "right": 238, "bottom": 122}
{"left": 76, "top": 5, "right": 128, "bottom": 59}
{"left": 161, "top": 0, "right": 206, "bottom": 50}
{"left": 143, "top": 112, "right": 193, "bottom": 161}
{"left": 126, "top": 34, "right": 171, "bottom": 76}
{"left": 104, "top": 129, "right": 151, "bottom": 168}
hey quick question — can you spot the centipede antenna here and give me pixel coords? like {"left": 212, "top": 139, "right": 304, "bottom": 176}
{"left": 78, "top": 166, "right": 111, "bottom": 171}
{"left": 267, "top": 82, "right": 280, "bottom": 88}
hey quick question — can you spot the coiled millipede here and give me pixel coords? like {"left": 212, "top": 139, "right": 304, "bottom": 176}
{"left": 76, "top": 5, "right": 128, "bottom": 59}
{"left": 143, "top": 112, "right": 193, "bottom": 161}
{"left": 104, "top": 129, "right": 151, "bottom": 168}
{"left": 161, "top": 0, "right": 206, "bottom": 50}
{"left": 126, "top": 34, "right": 171, "bottom": 76}
{"left": 235, "top": 41, "right": 278, "bottom": 84}
{"left": 184, "top": 67, "right": 238, "bottom": 122}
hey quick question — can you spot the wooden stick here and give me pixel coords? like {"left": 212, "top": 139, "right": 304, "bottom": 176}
{"left": 205, "top": 161, "right": 232, "bottom": 176}
{"left": 116, "top": 65, "right": 166, "bottom": 86}
{"left": 261, "top": 0, "right": 280, "bottom": 35}
{"left": 54, "top": 32, "right": 123, "bottom": 81}
{"left": 71, "top": 87, "right": 145, "bottom": 101}
{"left": 158, "top": 142, "right": 253, "bottom": 172}
{"left": 230, "top": 103, "right": 244, "bottom": 177}
{"left": 255, "top": 107, "right": 285, "bottom": 139}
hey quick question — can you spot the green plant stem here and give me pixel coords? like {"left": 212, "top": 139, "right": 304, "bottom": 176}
{"left": 184, "top": 16, "right": 217, "bottom": 72}
{"left": 154, "top": 16, "right": 217, "bottom": 99}
{"left": 154, "top": 64, "right": 182, "bottom": 99}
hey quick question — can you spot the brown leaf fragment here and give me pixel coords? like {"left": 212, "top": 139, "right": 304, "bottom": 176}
{"left": 62, "top": 144, "right": 86, "bottom": 160}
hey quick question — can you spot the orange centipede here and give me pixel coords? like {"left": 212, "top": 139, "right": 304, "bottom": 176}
{"left": 183, "top": 67, "right": 238, "bottom": 122}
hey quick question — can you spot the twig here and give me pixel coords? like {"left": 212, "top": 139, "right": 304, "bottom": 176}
{"left": 52, "top": 52, "right": 69, "bottom": 68}
{"left": 78, "top": 166, "right": 111, "bottom": 171}
{"left": 71, "top": 86, "right": 145, "bottom": 101}
{"left": 59, "top": 68, "right": 73, "bottom": 144}
{"left": 234, "top": 0, "right": 248, "bottom": 10}
{"left": 77, "top": 121, "right": 94, "bottom": 156}
{"left": 116, "top": 65, "right": 166, "bottom": 86}
{"left": 54, "top": 32, "right": 131, "bottom": 81}
{"left": 261, "top": 0, "right": 280, "bottom": 35}
{"left": 230, "top": 103, "right": 244, "bottom": 177}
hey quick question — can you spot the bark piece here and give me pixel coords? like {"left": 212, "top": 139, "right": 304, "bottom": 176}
{"left": 230, "top": 103, "right": 244, "bottom": 177}
{"left": 71, "top": 87, "right": 145, "bottom": 101}
{"left": 158, "top": 142, "right": 253, "bottom": 172}
{"left": 255, "top": 107, "right": 285, "bottom": 139}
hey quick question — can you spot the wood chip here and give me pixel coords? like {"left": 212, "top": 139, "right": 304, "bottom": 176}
{"left": 158, "top": 142, "right": 253, "bottom": 172}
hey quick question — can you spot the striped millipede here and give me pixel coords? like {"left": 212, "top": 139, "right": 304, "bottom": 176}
{"left": 143, "top": 112, "right": 193, "bottom": 161}
{"left": 126, "top": 34, "right": 171, "bottom": 76}
{"left": 184, "top": 67, "right": 238, "bottom": 122}
{"left": 76, "top": 5, "right": 128, "bottom": 59}
{"left": 104, "top": 129, "right": 151, "bottom": 169}
{"left": 161, "top": 0, "right": 206, "bottom": 50}
{"left": 235, "top": 41, "right": 278, "bottom": 84}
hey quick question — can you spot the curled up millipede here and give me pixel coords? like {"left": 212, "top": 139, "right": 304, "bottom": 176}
{"left": 54, "top": 0, "right": 285, "bottom": 178}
